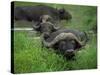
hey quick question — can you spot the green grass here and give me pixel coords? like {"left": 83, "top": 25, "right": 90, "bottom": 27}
{"left": 14, "top": 31, "right": 97, "bottom": 73}
{"left": 13, "top": 1, "right": 97, "bottom": 73}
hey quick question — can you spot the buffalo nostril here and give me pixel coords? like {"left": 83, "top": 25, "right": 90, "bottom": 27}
{"left": 64, "top": 49, "right": 75, "bottom": 59}
{"left": 67, "top": 49, "right": 74, "bottom": 53}
{"left": 65, "top": 49, "right": 74, "bottom": 55}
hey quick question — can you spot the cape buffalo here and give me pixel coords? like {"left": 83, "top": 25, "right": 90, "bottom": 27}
{"left": 33, "top": 15, "right": 60, "bottom": 33}
{"left": 41, "top": 29, "right": 88, "bottom": 59}
{"left": 14, "top": 5, "right": 72, "bottom": 22}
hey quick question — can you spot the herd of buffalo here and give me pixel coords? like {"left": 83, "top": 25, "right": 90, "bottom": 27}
{"left": 14, "top": 5, "right": 88, "bottom": 59}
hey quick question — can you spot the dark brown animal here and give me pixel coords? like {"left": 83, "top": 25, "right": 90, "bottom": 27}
{"left": 14, "top": 5, "right": 72, "bottom": 22}
{"left": 41, "top": 29, "right": 88, "bottom": 59}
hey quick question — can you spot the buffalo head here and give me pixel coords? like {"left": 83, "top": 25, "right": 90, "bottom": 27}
{"left": 42, "top": 32, "right": 87, "bottom": 59}
{"left": 33, "top": 15, "right": 60, "bottom": 33}
{"left": 58, "top": 8, "right": 72, "bottom": 21}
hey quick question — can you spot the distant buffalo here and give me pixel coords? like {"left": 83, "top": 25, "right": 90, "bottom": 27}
{"left": 41, "top": 29, "right": 88, "bottom": 59}
{"left": 33, "top": 15, "right": 60, "bottom": 33}
{"left": 14, "top": 5, "right": 72, "bottom": 22}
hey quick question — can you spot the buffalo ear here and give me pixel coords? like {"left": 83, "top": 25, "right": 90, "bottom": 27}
{"left": 59, "top": 8, "right": 65, "bottom": 14}
{"left": 53, "top": 42, "right": 59, "bottom": 49}
{"left": 33, "top": 22, "right": 41, "bottom": 31}
{"left": 75, "top": 40, "right": 82, "bottom": 49}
